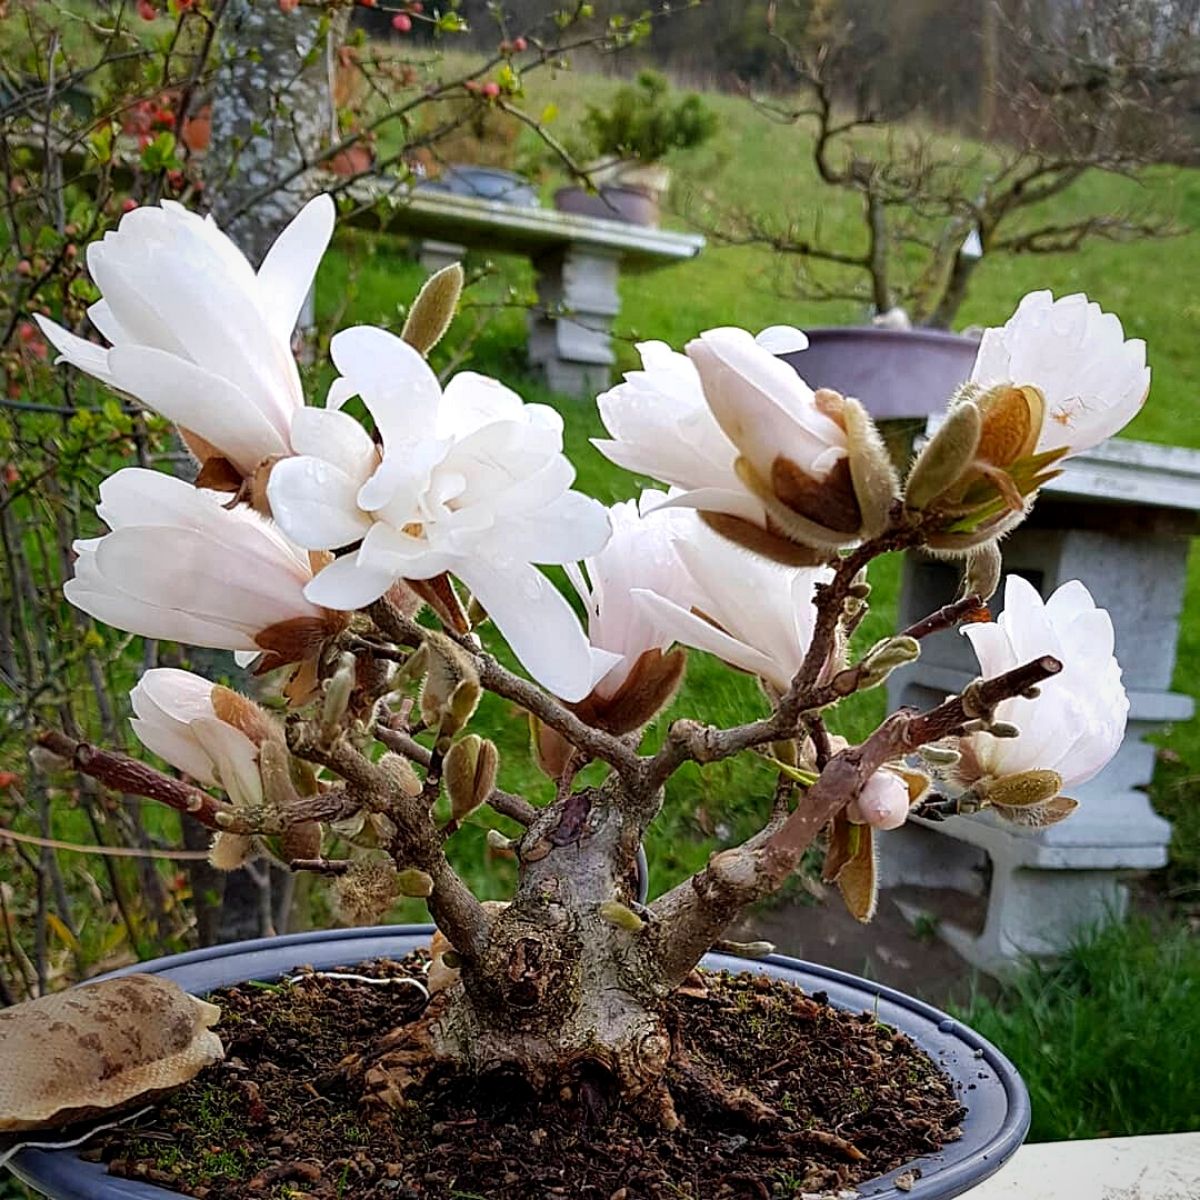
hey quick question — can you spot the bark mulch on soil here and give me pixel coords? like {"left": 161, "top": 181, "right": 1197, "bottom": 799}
{"left": 87, "top": 952, "right": 966, "bottom": 1199}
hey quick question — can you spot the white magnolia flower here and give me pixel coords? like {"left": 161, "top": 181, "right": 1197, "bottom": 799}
{"left": 130, "top": 668, "right": 272, "bottom": 810}
{"left": 593, "top": 327, "right": 814, "bottom": 529}
{"left": 631, "top": 515, "right": 832, "bottom": 695}
{"left": 266, "top": 326, "right": 613, "bottom": 701}
{"left": 36, "top": 195, "right": 335, "bottom": 477}
{"left": 969, "top": 290, "right": 1149, "bottom": 458}
{"left": 962, "top": 574, "right": 1128, "bottom": 789}
{"left": 67, "top": 468, "right": 336, "bottom": 665}
{"left": 565, "top": 490, "right": 698, "bottom": 702}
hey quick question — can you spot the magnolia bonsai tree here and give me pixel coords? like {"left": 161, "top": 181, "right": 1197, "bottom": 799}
{"left": 28, "top": 194, "right": 1143, "bottom": 1120}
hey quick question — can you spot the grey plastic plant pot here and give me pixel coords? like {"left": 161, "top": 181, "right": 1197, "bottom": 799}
{"left": 8, "top": 925, "right": 1029, "bottom": 1200}
{"left": 780, "top": 326, "right": 981, "bottom": 421}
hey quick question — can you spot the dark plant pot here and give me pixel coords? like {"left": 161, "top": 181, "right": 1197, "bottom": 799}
{"left": 780, "top": 326, "right": 981, "bottom": 421}
{"left": 9, "top": 926, "right": 1029, "bottom": 1200}
{"left": 553, "top": 185, "right": 659, "bottom": 227}
{"left": 417, "top": 165, "right": 539, "bottom": 208}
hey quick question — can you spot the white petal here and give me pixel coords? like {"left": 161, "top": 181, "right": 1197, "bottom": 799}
{"left": 501, "top": 491, "right": 611, "bottom": 565}
{"left": 107, "top": 345, "right": 289, "bottom": 473}
{"left": 329, "top": 326, "right": 442, "bottom": 445}
{"left": 255, "top": 194, "right": 335, "bottom": 342}
{"left": 288, "top": 407, "right": 378, "bottom": 482}
{"left": 755, "top": 325, "right": 810, "bottom": 355}
{"left": 437, "top": 372, "right": 526, "bottom": 438}
{"left": 191, "top": 717, "right": 263, "bottom": 810}
{"left": 454, "top": 559, "right": 601, "bottom": 702}
{"left": 35, "top": 315, "right": 115, "bottom": 384}
{"left": 267, "top": 455, "right": 374, "bottom": 550}
{"left": 630, "top": 588, "right": 782, "bottom": 689}
{"left": 302, "top": 552, "right": 398, "bottom": 611}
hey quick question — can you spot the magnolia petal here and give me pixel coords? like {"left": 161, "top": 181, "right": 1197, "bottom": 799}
{"left": 454, "top": 559, "right": 606, "bottom": 702}
{"left": 34, "top": 316, "right": 115, "bottom": 385}
{"left": 64, "top": 578, "right": 258, "bottom": 650}
{"left": 190, "top": 717, "right": 263, "bottom": 810}
{"left": 502, "top": 491, "right": 611, "bottom": 565}
{"left": 255, "top": 194, "right": 335, "bottom": 343}
{"left": 755, "top": 325, "right": 810, "bottom": 355}
{"left": 329, "top": 326, "right": 442, "bottom": 445}
{"left": 267, "top": 455, "right": 373, "bottom": 551}
{"left": 289, "top": 406, "right": 377, "bottom": 482}
{"left": 630, "top": 588, "right": 781, "bottom": 688}
{"left": 107, "top": 345, "right": 289, "bottom": 474}
{"left": 302, "top": 552, "right": 399, "bottom": 611}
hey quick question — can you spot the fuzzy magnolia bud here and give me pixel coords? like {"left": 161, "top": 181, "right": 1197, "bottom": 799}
{"left": 444, "top": 734, "right": 499, "bottom": 822}
{"left": 904, "top": 401, "right": 982, "bottom": 510}
{"left": 418, "top": 632, "right": 481, "bottom": 737}
{"left": 714, "top": 939, "right": 776, "bottom": 959}
{"left": 486, "top": 828, "right": 517, "bottom": 853}
{"left": 919, "top": 743, "right": 962, "bottom": 767}
{"left": 858, "top": 635, "right": 920, "bottom": 689}
{"left": 843, "top": 396, "right": 900, "bottom": 538}
{"left": 379, "top": 752, "right": 422, "bottom": 797}
{"left": 321, "top": 652, "right": 357, "bottom": 735}
{"left": 280, "top": 821, "right": 322, "bottom": 862}
{"left": 394, "top": 867, "right": 435, "bottom": 898}
{"left": 401, "top": 262, "right": 463, "bottom": 356}
{"left": 978, "top": 769, "right": 1063, "bottom": 809}
{"left": 961, "top": 540, "right": 1003, "bottom": 602}
{"left": 333, "top": 858, "right": 400, "bottom": 926}
{"left": 208, "top": 832, "right": 255, "bottom": 871}
{"left": 258, "top": 739, "right": 299, "bottom": 828}
{"left": 598, "top": 900, "right": 644, "bottom": 932}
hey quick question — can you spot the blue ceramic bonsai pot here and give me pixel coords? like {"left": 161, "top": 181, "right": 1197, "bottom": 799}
{"left": 8, "top": 925, "right": 1029, "bottom": 1200}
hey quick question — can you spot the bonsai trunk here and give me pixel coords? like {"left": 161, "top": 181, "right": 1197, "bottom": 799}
{"left": 430, "top": 781, "right": 671, "bottom": 1096}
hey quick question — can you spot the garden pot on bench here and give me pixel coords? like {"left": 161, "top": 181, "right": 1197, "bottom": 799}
{"left": 777, "top": 326, "right": 981, "bottom": 467}
{"left": 8, "top": 924, "right": 1030, "bottom": 1200}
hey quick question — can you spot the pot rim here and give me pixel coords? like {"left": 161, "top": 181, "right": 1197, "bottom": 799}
{"left": 799, "top": 325, "right": 982, "bottom": 346}
{"left": 9, "top": 924, "right": 1029, "bottom": 1200}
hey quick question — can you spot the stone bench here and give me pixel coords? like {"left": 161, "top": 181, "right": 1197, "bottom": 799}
{"left": 883, "top": 436, "right": 1200, "bottom": 974}
{"left": 342, "top": 183, "right": 705, "bottom": 394}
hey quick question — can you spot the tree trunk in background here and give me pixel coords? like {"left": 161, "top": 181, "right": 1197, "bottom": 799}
{"left": 206, "top": 0, "right": 342, "bottom": 263}
{"left": 198, "top": 1, "right": 345, "bottom": 944}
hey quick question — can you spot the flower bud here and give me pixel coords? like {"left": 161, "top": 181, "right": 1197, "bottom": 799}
{"left": 321, "top": 651, "right": 357, "bottom": 736}
{"left": 280, "top": 821, "right": 322, "bottom": 862}
{"left": 445, "top": 734, "right": 499, "bottom": 822}
{"left": 842, "top": 396, "right": 900, "bottom": 538}
{"left": 379, "top": 752, "right": 422, "bottom": 798}
{"left": 978, "top": 768, "right": 1063, "bottom": 809}
{"left": 486, "top": 827, "right": 517, "bottom": 853}
{"left": 961, "top": 540, "right": 1002, "bottom": 602}
{"left": 598, "top": 900, "right": 645, "bottom": 932}
{"left": 715, "top": 939, "right": 775, "bottom": 959}
{"left": 858, "top": 635, "right": 920, "bottom": 690}
{"left": 395, "top": 867, "right": 435, "bottom": 898}
{"left": 905, "top": 401, "right": 981, "bottom": 511}
{"left": 418, "top": 632, "right": 481, "bottom": 736}
{"left": 401, "top": 262, "right": 463, "bottom": 356}
{"left": 333, "top": 858, "right": 400, "bottom": 926}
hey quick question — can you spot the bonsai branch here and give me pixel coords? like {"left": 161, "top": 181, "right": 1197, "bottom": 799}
{"left": 35, "top": 729, "right": 240, "bottom": 832}
{"left": 647, "top": 654, "right": 1062, "bottom": 988}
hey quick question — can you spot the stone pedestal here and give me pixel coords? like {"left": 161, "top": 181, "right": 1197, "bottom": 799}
{"left": 527, "top": 246, "right": 622, "bottom": 396}
{"left": 884, "top": 437, "right": 1200, "bottom": 973}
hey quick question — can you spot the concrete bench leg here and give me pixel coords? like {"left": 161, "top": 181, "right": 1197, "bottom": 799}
{"left": 528, "top": 245, "right": 620, "bottom": 396}
{"left": 416, "top": 240, "right": 465, "bottom": 273}
{"left": 934, "top": 863, "right": 1130, "bottom": 978}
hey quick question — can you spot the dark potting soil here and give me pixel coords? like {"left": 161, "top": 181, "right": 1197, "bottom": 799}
{"left": 87, "top": 953, "right": 965, "bottom": 1199}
